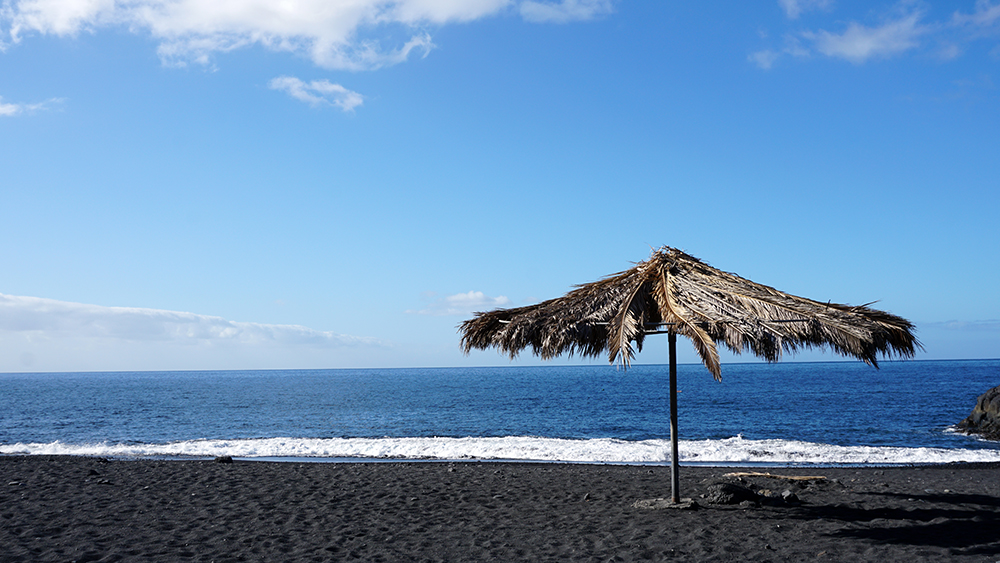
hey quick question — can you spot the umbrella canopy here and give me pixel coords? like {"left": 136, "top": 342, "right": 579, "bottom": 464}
{"left": 460, "top": 246, "right": 920, "bottom": 505}
{"left": 461, "top": 246, "right": 919, "bottom": 379}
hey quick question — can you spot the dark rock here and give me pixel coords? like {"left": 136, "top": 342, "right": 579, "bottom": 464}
{"left": 705, "top": 483, "right": 759, "bottom": 505}
{"left": 213, "top": 455, "right": 234, "bottom": 464}
{"left": 958, "top": 385, "right": 1000, "bottom": 441}
{"left": 781, "top": 490, "right": 800, "bottom": 504}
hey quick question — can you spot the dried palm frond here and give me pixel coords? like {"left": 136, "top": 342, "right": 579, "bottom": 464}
{"left": 459, "top": 246, "right": 920, "bottom": 379}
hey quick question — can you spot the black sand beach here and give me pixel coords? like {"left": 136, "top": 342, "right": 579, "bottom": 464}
{"left": 2, "top": 456, "right": 999, "bottom": 562}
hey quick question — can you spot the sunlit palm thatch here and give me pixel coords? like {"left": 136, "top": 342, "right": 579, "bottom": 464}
{"left": 460, "top": 246, "right": 919, "bottom": 379}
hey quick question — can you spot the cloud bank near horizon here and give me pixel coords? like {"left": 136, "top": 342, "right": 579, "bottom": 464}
{"left": 1, "top": 0, "right": 615, "bottom": 70}
{"left": 924, "top": 319, "right": 1000, "bottom": 332}
{"left": 0, "top": 293, "right": 385, "bottom": 371}
{"left": 0, "top": 293, "right": 379, "bottom": 346}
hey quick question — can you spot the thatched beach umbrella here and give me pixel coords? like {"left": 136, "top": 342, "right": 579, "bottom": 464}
{"left": 460, "top": 246, "right": 919, "bottom": 504}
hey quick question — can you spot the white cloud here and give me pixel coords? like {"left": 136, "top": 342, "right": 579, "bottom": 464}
{"left": 1, "top": 0, "right": 609, "bottom": 70}
{"left": 0, "top": 98, "right": 19, "bottom": 116}
{"left": 3, "top": 0, "right": 447, "bottom": 70}
{"left": 407, "top": 291, "right": 511, "bottom": 316}
{"left": 0, "top": 292, "right": 381, "bottom": 349}
{"left": 778, "top": 0, "right": 833, "bottom": 20}
{"left": 382, "top": 0, "right": 512, "bottom": 24}
{"left": 802, "top": 10, "right": 925, "bottom": 63}
{"left": 520, "top": 0, "right": 614, "bottom": 24}
{"left": 269, "top": 76, "right": 364, "bottom": 111}
{"left": 0, "top": 94, "right": 63, "bottom": 116}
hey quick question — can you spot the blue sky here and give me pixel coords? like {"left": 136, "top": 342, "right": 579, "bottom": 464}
{"left": 2, "top": 0, "right": 998, "bottom": 372}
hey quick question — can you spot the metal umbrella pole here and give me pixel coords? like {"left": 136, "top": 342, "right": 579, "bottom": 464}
{"left": 669, "top": 330, "right": 680, "bottom": 504}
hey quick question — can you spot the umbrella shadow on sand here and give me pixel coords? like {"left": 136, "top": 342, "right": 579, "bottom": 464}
{"left": 791, "top": 491, "right": 1000, "bottom": 556}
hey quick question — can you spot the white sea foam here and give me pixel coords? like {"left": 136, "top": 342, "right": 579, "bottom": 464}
{"left": 4, "top": 435, "right": 1000, "bottom": 465}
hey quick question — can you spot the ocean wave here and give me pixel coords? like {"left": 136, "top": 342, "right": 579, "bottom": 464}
{"left": 4, "top": 435, "right": 1000, "bottom": 465}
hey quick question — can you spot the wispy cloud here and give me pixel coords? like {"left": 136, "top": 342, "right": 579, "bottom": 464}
{"left": 0, "top": 95, "right": 63, "bottom": 116}
{"left": 778, "top": 0, "right": 833, "bottom": 20}
{"left": 754, "top": 4, "right": 935, "bottom": 68}
{"left": 2, "top": 0, "right": 609, "bottom": 70}
{"left": 407, "top": 291, "right": 511, "bottom": 316}
{"left": 269, "top": 76, "right": 364, "bottom": 111}
{"left": 953, "top": 0, "right": 1000, "bottom": 28}
{"left": 520, "top": 0, "right": 615, "bottom": 24}
{"left": 0, "top": 293, "right": 381, "bottom": 347}
{"left": 757, "top": 1, "right": 1000, "bottom": 69}
{"left": 749, "top": 49, "right": 781, "bottom": 70}
{"left": 924, "top": 319, "right": 1000, "bottom": 332}
{"left": 749, "top": 33, "right": 810, "bottom": 69}
{"left": 803, "top": 9, "right": 925, "bottom": 63}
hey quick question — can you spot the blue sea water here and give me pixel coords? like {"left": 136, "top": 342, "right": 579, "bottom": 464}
{"left": 2, "top": 360, "right": 999, "bottom": 465}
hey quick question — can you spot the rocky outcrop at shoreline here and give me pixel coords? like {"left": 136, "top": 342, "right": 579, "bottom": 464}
{"left": 958, "top": 385, "right": 1000, "bottom": 441}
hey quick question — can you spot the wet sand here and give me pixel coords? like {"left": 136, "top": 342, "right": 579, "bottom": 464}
{"left": 2, "top": 455, "right": 999, "bottom": 562}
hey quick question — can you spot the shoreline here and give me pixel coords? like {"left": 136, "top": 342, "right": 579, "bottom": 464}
{"left": 3, "top": 455, "right": 999, "bottom": 562}
{"left": 5, "top": 432, "right": 999, "bottom": 465}
{"left": 7, "top": 452, "right": 1000, "bottom": 468}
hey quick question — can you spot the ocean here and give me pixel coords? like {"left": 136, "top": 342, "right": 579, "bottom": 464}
{"left": 2, "top": 359, "right": 999, "bottom": 466}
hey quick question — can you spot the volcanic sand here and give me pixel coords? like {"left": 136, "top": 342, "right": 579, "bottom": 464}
{"left": 2, "top": 456, "right": 999, "bottom": 562}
